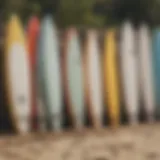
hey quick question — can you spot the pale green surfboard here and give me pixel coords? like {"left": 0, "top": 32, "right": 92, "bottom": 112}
{"left": 63, "top": 28, "right": 85, "bottom": 129}
{"left": 38, "top": 15, "right": 62, "bottom": 131}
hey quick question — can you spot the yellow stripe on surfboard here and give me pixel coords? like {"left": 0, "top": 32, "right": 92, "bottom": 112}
{"left": 104, "top": 29, "right": 120, "bottom": 126}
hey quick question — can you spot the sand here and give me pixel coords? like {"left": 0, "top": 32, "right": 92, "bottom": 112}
{"left": 0, "top": 124, "right": 159, "bottom": 160}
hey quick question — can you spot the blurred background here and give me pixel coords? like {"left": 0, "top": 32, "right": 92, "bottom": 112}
{"left": 1, "top": 0, "right": 160, "bottom": 27}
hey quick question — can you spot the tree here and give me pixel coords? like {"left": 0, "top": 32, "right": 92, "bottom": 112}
{"left": 57, "top": 0, "right": 105, "bottom": 28}
{"left": 111, "top": 0, "right": 156, "bottom": 25}
{"left": 4, "top": 0, "right": 27, "bottom": 20}
{"left": 3, "top": 0, "right": 160, "bottom": 26}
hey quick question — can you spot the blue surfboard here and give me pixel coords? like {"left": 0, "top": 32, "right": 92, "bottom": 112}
{"left": 152, "top": 29, "right": 160, "bottom": 118}
{"left": 38, "top": 15, "right": 62, "bottom": 131}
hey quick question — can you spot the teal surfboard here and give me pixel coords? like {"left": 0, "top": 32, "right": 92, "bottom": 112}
{"left": 62, "top": 28, "right": 85, "bottom": 129}
{"left": 152, "top": 29, "right": 160, "bottom": 118}
{"left": 38, "top": 15, "right": 62, "bottom": 131}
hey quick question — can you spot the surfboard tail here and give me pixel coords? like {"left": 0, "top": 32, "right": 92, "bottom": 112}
{"left": 147, "top": 115, "right": 154, "bottom": 123}
{"left": 91, "top": 111, "right": 103, "bottom": 129}
{"left": 50, "top": 113, "right": 62, "bottom": 132}
{"left": 74, "top": 114, "right": 84, "bottom": 130}
{"left": 110, "top": 111, "right": 119, "bottom": 127}
{"left": 128, "top": 112, "right": 138, "bottom": 125}
{"left": 37, "top": 97, "right": 47, "bottom": 131}
{"left": 146, "top": 110, "right": 155, "bottom": 123}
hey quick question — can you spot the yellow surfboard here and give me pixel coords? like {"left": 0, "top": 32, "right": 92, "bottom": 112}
{"left": 104, "top": 29, "right": 120, "bottom": 126}
{"left": 5, "top": 14, "right": 31, "bottom": 133}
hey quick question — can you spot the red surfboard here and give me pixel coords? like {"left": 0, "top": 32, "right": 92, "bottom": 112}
{"left": 27, "top": 16, "right": 40, "bottom": 130}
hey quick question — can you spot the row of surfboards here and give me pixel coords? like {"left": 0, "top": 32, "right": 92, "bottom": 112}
{"left": 4, "top": 13, "right": 160, "bottom": 134}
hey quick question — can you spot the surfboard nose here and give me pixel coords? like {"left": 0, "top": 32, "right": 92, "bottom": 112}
{"left": 7, "top": 14, "right": 23, "bottom": 34}
{"left": 87, "top": 29, "right": 97, "bottom": 38}
{"left": 42, "top": 14, "right": 52, "bottom": 24}
{"left": 9, "top": 14, "right": 19, "bottom": 22}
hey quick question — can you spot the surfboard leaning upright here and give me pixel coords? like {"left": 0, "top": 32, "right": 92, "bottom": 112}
{"left": 27, "top": 16, "right": 40, "bottom": 130}
{"left": 152, "top": 29, "right": 160, "bottom": 119}
{"left": 38, "top": 15, "right": 62, "bottom": 131}
{"left": 104, "top": 29, "right": 120, "bottom": 126}
{"left": 120, "top": 21, "right": 139, "bottom": 124}
{"left": 5, "top": 14, "right": 31, "bottom": 133}
{"left": 84, "top": 30, "right": 103, "bottom": 128}
{"left": 138, "top": 24, "right": 155, "bottom": 122}
{"left": 62, "top": 28, "right": 85, "bottom": 129}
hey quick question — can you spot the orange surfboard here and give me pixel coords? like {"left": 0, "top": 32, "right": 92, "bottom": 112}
{"left": 27, "top": 16, "right": 40, "bottom": 130}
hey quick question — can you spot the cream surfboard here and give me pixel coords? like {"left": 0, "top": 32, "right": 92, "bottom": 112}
{"left": 38, "top": 15, "right": 62, "bottom": 131}
{"left": 84, "top": 30, "right": 103, "bottom": 128}
{"left": 120, "top": 21, "right": 139, "bottom": 124}
{"left": 138, "top": 24, "right": 155, "bottom": 122}
{"left": 104, "top": 29, "right": 120, "bottom": 126}
{"left": 5, "top": 14, "right": 31, "bottom": 133}
{"left": 62, "top": 28, "right": 85, "bottom": 129}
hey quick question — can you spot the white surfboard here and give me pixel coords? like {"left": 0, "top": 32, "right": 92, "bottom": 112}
{"left": 38, "top": 15, "right": 62, "bottom": 131}
{"left": 5, "top": 14, "right": 31, "bottom": 133}
{"left": 120, "top": 21, "right": 139, "bottom": 124}
{"left": 137, "top": 24, "right": 155, "bottom": 122}
{"left": 84, "top": 30, "right": 103, "bottom": 128}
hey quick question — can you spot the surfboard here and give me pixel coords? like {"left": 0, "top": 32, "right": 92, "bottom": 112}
{"left": 5, "top": 14, "right": 31, "bottom": 133}
{"left": 38, "top": 15, "right": 62, "bottom": 131}
{"left": 138, "top": 24, "right": 155, "bottom": 122}
{"left": 62, "top": 28, "right": 85, "bottom": 129}
{"left": 84, "top": 30, "right": 103, "bottom": 128}
{"left": 104, "top": 29, "right": 120, "bottom": 126}
{"left": 120, "top": 21, "right": 139, "bottom": 124}
{"left": 37, "top": 22, "right": 47, "bottom": 132}
{"left": 152, "top": 28, "right": 160, "bottom": 119}
{"left": 27, "top": 16, "right": 40, "bottom": 130}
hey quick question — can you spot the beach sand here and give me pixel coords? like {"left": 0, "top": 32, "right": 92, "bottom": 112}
{"left": 0, "top": 124, "right": 159, "bottom": 160}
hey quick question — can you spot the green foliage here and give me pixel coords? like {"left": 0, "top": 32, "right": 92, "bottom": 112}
{"left": 112, "top": 0, "right": 157, "bottom": 25}
{"left": 3, "top": 0, "right": 160, "bottom": 26}
{"left": 4, "top": 0, "right": 27, "bottom": 18}
{"left": 57, "top": 0, "right": 105, "bottom": 28}
{"left": 149, "top": 0, "right": 160, "bottom": 26}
